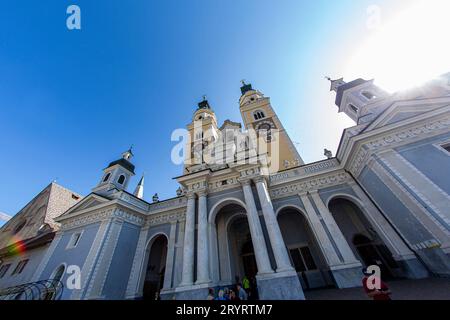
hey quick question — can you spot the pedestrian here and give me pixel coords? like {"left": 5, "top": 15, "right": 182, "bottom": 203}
{"left": 207, "top": 288, "right": 215, "bottom": 300}
{"left": 215, "top": 289, "right": 227, "bottom": 301}
{"left": 362, "top": 268, "right": 392, "bottom": 300}
{"left": 229, "top": 290, "right": 240, "bottom": 301}
{"left": 236, "top": 283, "right": 248, "bottom": 301}
{"left": 223, "top": 288, "right": 230, "bottom": 300}
{"left": 242, "top": 276, "right": 251, "bottom": 294}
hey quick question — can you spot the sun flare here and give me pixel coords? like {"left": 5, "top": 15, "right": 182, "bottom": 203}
{"left": 345, "top": 0, "right": 450, "bottom": 92}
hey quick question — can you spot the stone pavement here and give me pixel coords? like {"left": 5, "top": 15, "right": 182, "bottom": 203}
{"left": 304, "top": 278, "right": 450, "bottom": 300}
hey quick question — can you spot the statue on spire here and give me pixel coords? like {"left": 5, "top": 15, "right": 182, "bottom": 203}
{"left": 122, "top": 146, "right": 134, "bottom": 161}
{"left": 326, "top": 76, "right": 346, "bottom": 92}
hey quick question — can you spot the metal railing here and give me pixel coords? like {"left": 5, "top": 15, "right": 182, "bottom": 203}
{"left": 0, "top": 279, "right": 64, "bottom": 300}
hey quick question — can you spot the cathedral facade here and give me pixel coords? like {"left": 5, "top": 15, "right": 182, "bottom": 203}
{"left": 1, "top": 76, "right": 450, "bottom": 300}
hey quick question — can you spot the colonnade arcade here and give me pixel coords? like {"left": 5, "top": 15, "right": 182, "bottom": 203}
{"left": 136, "top": 177, "right": 406, "bottom": 299}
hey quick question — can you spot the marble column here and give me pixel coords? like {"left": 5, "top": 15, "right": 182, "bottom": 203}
{"left": 379, "top": 150, "right": 450, "bottom": 229}
{"left": 180, "top": 194, "right": 196, "bottom": 286}
{"left": 310, "top": 191, "right": 360, "bottom": 264}
{"left": 299, "top": 192, "right": 342, "bottom": 267}
{"left": 163, "top": 221, "right": 177, "bottom": 290}
{"left": 241, "top": 180, "right": 274, "bottom": 275}
{"left": 125, "top": 225, "right": 150, "bottom": 299}
{"left": 254, "top": 177, "right": 294, "bottom": 273}
{"left": 196, "top": 191, "right": 210, "bottom": 284}
{"left": 348, "top": 181, "right": 415, "bottom": 259}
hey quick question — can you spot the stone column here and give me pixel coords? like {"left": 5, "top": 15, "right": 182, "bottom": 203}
{"left": 299, "top": 192, "right": 342, "bottom": 267}
{"left": 71, "top": 219, "right": 113, "bottom": 300}
{"left": 241, "top": 180, "right": 274, "bottom": 275}
{"left": 369, "top": 159, "right": 450, "bottom": 250}
{"left": 196, "top": 191, "right": 210, "bottom": 284}
{"left": 254, "top": 177, "right": 294, "bottom": 273}
{"left": 125, "top": 225, "right": 150, "bottom": 299}
{"left": 309, "top": 191, "right": 360, "bottom": 264}
{"left": 348, "top": 181, "right": 415, "bottom": 259}
{"left": 85, "top": 217, "right": 124, "bottom": 299}
{"left": 180, "top": 194, "right": 196, "bottom": 286}
{"left": 379, "top": 150, "right": 450, "bottom": 230}
{"left": 163, "top": 221, "right": 177, "bottom": 290}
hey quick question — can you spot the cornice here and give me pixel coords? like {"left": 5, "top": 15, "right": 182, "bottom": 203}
{"left": 144, "top": 210, "right": 186, "bottom": 228}
{"left": 59, "top": 207, "right": 145, "bottom": 231}
{"left": 269, "top": 170, "right": 351, "bottom": 200}
{"left": 345, "top": 111, "right": 450, "bottom": 176}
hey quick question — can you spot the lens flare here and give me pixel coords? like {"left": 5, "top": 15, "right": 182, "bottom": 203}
{"left": 345, "top": 0, "right": 450, "bottom": 92}
{"left": 7, "top": 236, "right": 27, "bottom": 255}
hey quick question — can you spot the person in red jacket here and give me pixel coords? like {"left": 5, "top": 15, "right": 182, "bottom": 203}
{"left": 362, "top": 268, "right": 392, "bottom": 300}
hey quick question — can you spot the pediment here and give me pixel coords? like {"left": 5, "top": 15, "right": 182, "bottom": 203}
{"left": 365, "top": 99, "right": 450, "bottom": 131}
{"left": 61, "top": 193, "right": 110, "bottom": 216}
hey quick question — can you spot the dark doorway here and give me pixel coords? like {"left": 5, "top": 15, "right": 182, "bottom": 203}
{"left": 329, "top": 198, "right": 400, "bottom": 280}
{"left": 353, "top": 234, "right": 397, "bottom": 279}
{"left": 143, "top": 235, "right": 167, "bottom": 300}
{"left": 241, "top": 240, "right": 257, "bottom": 280}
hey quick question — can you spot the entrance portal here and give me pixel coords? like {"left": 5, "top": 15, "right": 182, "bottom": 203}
{"left": 329, "top": 198, "right": 399, "bottom": 279}
{"left": 143, "top": 235, "right": 167, "bottom": 300}
{"left": 228, "top": 216, "right": 257, "bottom": 284}
{"left": 277, "top": 208, "right": 334, "bottom": 290}
{"left": 241, "top": 240, "right": 257, "bottom": 280}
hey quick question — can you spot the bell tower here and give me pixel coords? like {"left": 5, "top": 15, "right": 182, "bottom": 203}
{"left": 184, "top": 97, "right": 220, "bottom": 173}
{"left": 92, "top": 148, "right": 136, "bottom": 196}
{"left": 239, "top": 81, "right": 304, "bottom": 172}
{"left": 328, "top": 77, "right": 389, "bottom": 124}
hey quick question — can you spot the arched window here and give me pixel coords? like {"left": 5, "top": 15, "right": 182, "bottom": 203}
{"left": 103, "top": 173, "right": 111, "bottom": 182}
{"left": 362, "top": 91, "right": 376, "bottom": 100}
{"left": 117, "top": 175, "right": 126, "bottom": 185}
{"left": 13, "top": 220, "right": 27, "bottom": 234}
{"left": 348, "top": 104, "right": 358, "bottom": 114}
{"left": 253, "top": 110, "right": 265, "bottom": 120}
{"left": 51, "top": 265, "right": 66, "bottom": 282}
{"left": 44, "top": 264, "right": 66, "bottom": 300}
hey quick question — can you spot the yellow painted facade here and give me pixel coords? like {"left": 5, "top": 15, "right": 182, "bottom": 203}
{"left": 184, "top": 85, "right": 303, "bottom": 174}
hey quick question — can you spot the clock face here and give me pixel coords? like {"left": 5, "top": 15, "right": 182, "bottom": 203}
{"left": 258, "top": 123, "right": 271, "bottom": 131}
{"left": 256, "top": 122, "right": 274, "bottom": 142}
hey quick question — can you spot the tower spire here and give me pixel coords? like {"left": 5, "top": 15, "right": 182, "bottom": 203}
{"left": 240, "top": 80, "right": 253, "bottom": 95}
{"left": 133, "top": 173, "right": 145, "bottom": 199}
{"left": 197, "top": 96, "right": 211, "bottom": 110}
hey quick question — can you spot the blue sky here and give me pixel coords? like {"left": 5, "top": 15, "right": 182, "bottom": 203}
{"left": 0, "top": 0, "right": 443, "bottom": 223}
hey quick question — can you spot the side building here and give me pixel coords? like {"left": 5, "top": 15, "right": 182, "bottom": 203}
{"left": 0, "top": 182, "right": 82, "bottom": 296}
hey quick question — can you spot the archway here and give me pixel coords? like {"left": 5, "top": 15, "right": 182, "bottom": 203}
{"left": 43, "top": 264, "right": 66, "bottom": 300}
{"left": 277, "top": 207, "right": 334, "bottom": 290}
{"left": 328, "top": 197, "right": 399, "bottom": 279}
{"left": 228, "top": 216, "right": 257, "bottom": 282}
{"left": 213, "top": 202, "right": 260, "bottom": 287}
{"left": 142, "top": 235, "right": 168, "bottom": 300}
